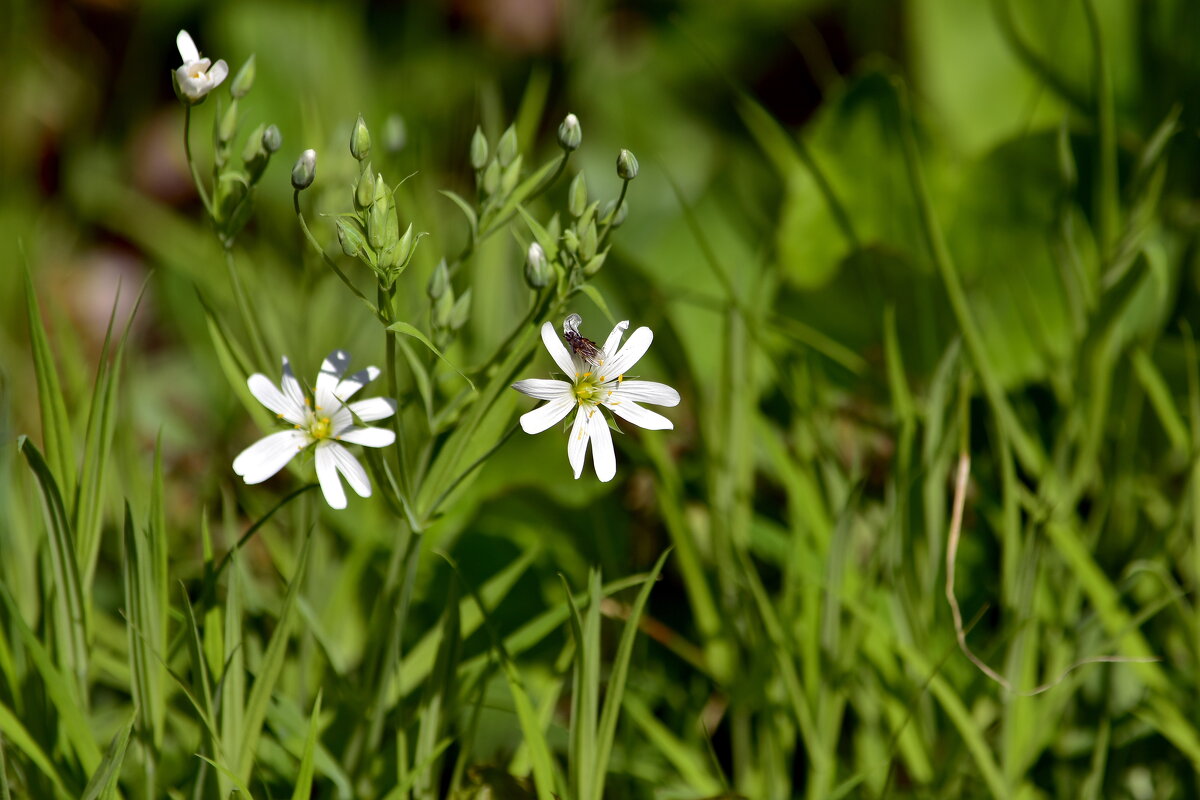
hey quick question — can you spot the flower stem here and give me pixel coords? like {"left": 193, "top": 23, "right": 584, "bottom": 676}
{"left": 293, "top": 190, "right": 380, "bottom": 318}
{"left": 598, "top": 177, "right": 630, "bottom": 247}
{"left": 183, "top": 106, "right": 215, "bottom": 218}
{"left": 381, "top": 284, "right": 413, "bottom": 503}
{"left": 224, "top": 246, "right": 272, "bottom": 372}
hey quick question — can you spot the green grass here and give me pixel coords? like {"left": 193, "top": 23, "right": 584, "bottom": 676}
{"left": 3, "top": 0, "right": 1200, "bottom": 797}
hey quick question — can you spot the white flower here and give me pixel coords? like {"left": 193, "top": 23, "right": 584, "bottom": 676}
{"left": 233, "top": 350, "right": 397, "bottom": 509}
{"left": 174, "top": 30, "right": 229, "bottom": 103}
{"left": 511, "top": 314, "right": 680, "bottom": 482}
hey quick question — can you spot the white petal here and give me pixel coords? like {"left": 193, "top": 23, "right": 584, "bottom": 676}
{"left": 328, "top": 442, "right": 372, "bottom": 498}
{"left": 567, "top": 407, "right": 590, "bottom": 479}
{"left": 280, "top": 356, "right": 307, "bottom": 412}
{"left": 541, "top": 321, "right": 577, "bottom": 377}
{"left": 600, "top": 321, "right": 630, "bottom": 365}
{"left": 233, "top": 430, "right": 307, "bottom": 484}
{"left": 314, "top": 442, "right": 347, "bottom": 509}
{"left": 347, "top": 397, "right": 397, "bottom": 422}
{"left": 176, "top": 30, "right": 199, "bottom": 64}
{"left": 609, "top": 380, "right": 680, "bottom": 407}
{"left": 246, "top": 374, "right": 307, "bottom": 424}
{"left": 337, "top": 426, "right": 396, "bottom": 448}
{"left": 336, "top": 366, "right": 381, "bottom": 400}
{"left": 316, "top": 350, "right": 352, "bottom": 410}
{"left": 586, "top": 408, "right": 616, "bottom": 482}
{"left": 511, "top": 379, "right": 572, "bottom": 401}
{"left": 207, "top": 59, "right": 229, "bottom": 88}
{"left": 520, "top": 397, "right": 575, "bottom": 434}
{"left": 604, "top": 399, "right": 673, "bottom": 431}
{"left": 175, "top": 65, "right": 204, "bottom": 99}
{"left": 601, "top": 327, "right": 653, "bottom": 379}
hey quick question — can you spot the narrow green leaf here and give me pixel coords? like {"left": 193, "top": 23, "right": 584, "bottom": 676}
{"left": 80, "top": 711, "right": 135, "bottom": 800}
{"left": 237, "top": 532, "right": 311, "bottom": 783}
{"left": 0, "top": 729, "right": 12, "bottom": 800}
{"left": 439, "top": 189, "right": 478, "bottom": 236}
{"left": 123, "top": 501, "right": 166, "bottom": 751}
{"left": 290, "top": 692, "right": 322, "bottom": 800}
{"left": 18, "top": 436, "right": 88, "bottom": 705}
{"left": 576, "top": 285, "right": 615, "bottom": 326}
{"left": 623, "top": 693, "right": 722, "bottom": 796}
{"left": 516, "top": 206, "right": 559, "bottom": 262}
{"left": 196, "top": 755, "right": 256, "bottom": 800}
{"left": 219, "top": 551, "right": 245, "bottom": 800}
{"left": 202, "top": 296, "right": 273, "bottom": 434}
{"left": 23, "top": 266, "right": 75, "bottom": 503}
{"left": 0, "top": 701, "right": 70, "bottom": 798}
{"left": 593, "top": 551, "right": 671, "bottom": 800}
{"left": 388, "top": 321, "right": 476, "bottom": 391}
{"left": 414, "top": 577, "right": 460, "bottom": 800}
{"left": 1130, "top": 347, "right": 1189, "bottom": 453}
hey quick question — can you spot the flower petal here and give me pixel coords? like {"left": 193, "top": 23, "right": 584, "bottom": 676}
{"left": 176, "top": 30, "right": 199, "bottom": 64}
{"left": 247, "top": 374, "right": 307, "bottom": 424}
{"left": 604, "top": 399, "right": 673, "bottom": 431}
{"left": 609, "top": 380, "right": 680, "bottom": 407}
{"left": 600, "top": 321, "right": 629, "bottom": 365}
{"left": 337, "top": 426, "right": 396, "bottom": 448}
{"left": 601, "top": 327, "right": 653, "bottom": 379}
{"left": 520, "top": 397, "right": 575, "bottom": 434}
{"left": 336, "top": 366, "right": 381, "bottom": 401}
{"left": 347, "top": 397, "right": 397, "bottom": 422}
{"left": 328, "top": 441, "right": 372, "bottom": 498}
{"left": 314, "top": 442, "right": 347, "bottom": 509}
{"left": 541, "top": 321, "right": 577, "bottom": 377}
{"left": 207, "top": 59, "right": 229, "bottom": 88}
{"left": 233, "top": 430, "right": 307, "bottom": 484}
{"left": 512, "top": 379, "right": 572, "bottom": 401}
{"left": 280, "top": 356, "right": 307, "bottom": 412}
{"left": 316, "top": 350, "right": 352, "bottom": 410}
{"left": 586, "top": 408, "right": 616, "bottom": 482}
{"left": 567, "top": 407, "right": 590, "bottom": 478}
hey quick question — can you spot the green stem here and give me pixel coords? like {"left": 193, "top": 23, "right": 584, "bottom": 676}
{"left": 224, "top": 247, "right": 272, "bottom": 372}
{"left": 183, "top": 106, "right": 215, "bottom": 218}
{"left": 597, "top": 178, "right": 629, "bottom": 247}
{"left": 1082, "top": 0, "right": 1119, "bottom": 259}
{"left": 381, "top": 285, "right": 413, "bottom": 503}
{"left": 294, "top": 190, "right": 381, "bottom": 318}
{"left": 423, "top": 423, "right": 519, "bottom": 523}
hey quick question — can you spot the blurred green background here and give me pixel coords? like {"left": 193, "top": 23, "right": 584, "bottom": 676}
{"left": 3, "top": 0, "right": 1200, "bottom": 797}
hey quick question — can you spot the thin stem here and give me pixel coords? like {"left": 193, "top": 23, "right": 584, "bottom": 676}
{"left": 183, "top": 106, "right": 215, "bottom": 218}
{"left": 597, "top": 178, "right": 629, "bottom": 246}
{"left": 293, "top": 191, "right": 380, "bottom": 318}
{"left": 224, "top": 247, "right": 272, "bottom": 372}
{"left": 381, "top": 285, "right": 412, "bottom": 502}
{"left": 424, "top": 423, "right": 519, "bottom": 523}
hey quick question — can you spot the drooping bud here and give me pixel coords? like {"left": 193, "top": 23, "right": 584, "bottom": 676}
{"left": 469, "top": 126, "right": 488, "bottom": 170}
{"left": 568, "top": 172, "right": 587, "bottom": 218}
{"left": 261, "top": 124, "right": 282, "bottom": 153}
{"left": 602, "top": 198, "right": 629, "bottom": 228}
{"left": 230, "top": 54, "right": 256, "bottom": 99}
{"left": 496, "top": 124, "right": 518, "bottom": 168}
{"left": 351, "top": 114, "right": 372, "bottom": 161}
{"left": 291, "top": 149, "right": 316, "bottom": 190}
{"left": 557, "top": 113, "right": 581, "bottom": 152}
{"left": 616, "top": 148, "right": 639, "bottom": 181}
{"left": 525, "top": 242, "right": 551, "bottom": 288}
{"left": 427, "top": 258, "right": 449, "bottom": 299}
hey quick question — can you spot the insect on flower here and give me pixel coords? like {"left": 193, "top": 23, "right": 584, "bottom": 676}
{"left": 562, "top": 313, "right": 603, "bottom": 367}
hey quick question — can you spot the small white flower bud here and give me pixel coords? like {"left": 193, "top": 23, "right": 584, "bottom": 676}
{"left": 525, "top": 242, "right": 551, "bottom": 288}
{"left": 557, "top": 113, "right": 581, "bottom": 151}
{"left": 291, "top": 149, "right": 316, "bottom": 190}
{"left": 616, "top": 148, "right": 639, "bottom": 181}
{"left": 261, "top": 124, "right": 282, "bottom": 153}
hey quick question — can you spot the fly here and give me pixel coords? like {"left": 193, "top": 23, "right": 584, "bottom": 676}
{"left": 563, "top": 313, "right": 603, "bottom": 367}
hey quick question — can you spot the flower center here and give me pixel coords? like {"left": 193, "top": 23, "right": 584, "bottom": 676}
{"left": 574, "top": 374, "right": 600, "bottom": 405}
{"left": 310, "top": 415, "right": 333, "bottom": 440}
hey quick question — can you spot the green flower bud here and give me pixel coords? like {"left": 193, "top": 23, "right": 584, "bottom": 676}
{"left": 291, "top": 149, "right": 316, "bottom": 190}
{"left": 449, "top": 288, "right": 472, "bottom": 331}
{"left": 578, "top": 220, "right": 598, "bottom": 262}
{"left": 482, "top": 160, "right": 500, "bottom": 195}
{"left": 469, "top": 126, "right": 488, "bottom": 170}
{"left": 367, "top": 175, "right": 391, "bottom": 249}
{"left": 336, "top": 218, "right": 368, "bottom": 258}
{"left": 568, "top": 172, "right": 587, "bottom": 218}
{"left": 428, "top": 259, "right": 449, "bottom": 299}
{"left": 434, "top": 286, "right": 455, "bottom": 328}
{"left": 500, "top": 154, "right": 522, "bottom": 196}
{"left": 393, "top": 223, "right": 416, "bottom": 271}
{"left": 351, "top": 114, "right": 372, "bottom": 161}
{"left": 546, "top": 212, "right": 561, "bottom": 239}
{"left": 557, "top": 113, "right": 581, "bottom": 151}
{"left": 262, "top": 124, "right": 282, "bottom": 153}
{"left": 616, "top": 148, "right": 639, "bottom": 181}
{"left": 384, "top": 113, "right": 407, "bottom": 153}
{"left": 583, "top": 249, "right": 608, "bottom": 277}
{"left": 602, "top": 198, "right": 629, "bottom": 228}
{"left": 525, "top": 242, "right": 551, "bottom": 288}
{"left": 355, "top": 163, "right": 375, "bottom": 210}
{"left": 218, "top": 98, "right": 238, "bottom": 145}
{"left": 563, "top": 228, "right": 580, "bottom": 255}
{"left": 214, "top": 171, "right": 249, "bottom": 223}
{"left": 230, "top": 54, "right": 255, "bottom": 99}
{"left": 242, "top": 123, "right": 268, "bottom": 182}
{"left": 496, "top": 124, "right": 518, "bottom": 167}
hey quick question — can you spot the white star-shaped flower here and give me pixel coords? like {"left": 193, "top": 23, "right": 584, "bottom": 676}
{"left": 174, "top": 30, "right": 229, "bottom": 103}
{"left": 511, "top": 314, "right": 680, "bottom": 482}
{"left": 233, "top": 350, "right": 397, "bottom": 509}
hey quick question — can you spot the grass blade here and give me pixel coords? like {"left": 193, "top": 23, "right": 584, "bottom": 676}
{"left": 23, "top": 265, "right": 75, "bottom": 503}
{"left": 80, "top": 711, "right": 135, "bottom": 800}
{"left": 290, "top": 692, "right": 322, "bottom": 800}
{"left": 0, "top": 700, "right": 71, "bottom": 798}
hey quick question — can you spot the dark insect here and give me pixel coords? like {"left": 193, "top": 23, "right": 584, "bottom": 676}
{"left": 563, "top": 313, "right": 604, "bottom": 367}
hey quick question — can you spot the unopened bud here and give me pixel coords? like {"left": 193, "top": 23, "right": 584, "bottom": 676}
{"left": 230, "top": 55, "right": 256, "bottom": 99}
{"left": 218, "top": 99, "right": 238, "bottom": 144}
{"left": 497, "top": 125, "right": 518, "bottom": 167}
{"left": 482, "top": 160, "right": 500, "bottom": 195}
{"left": 367, "top": 175, "right": 390, "bottom": 250}
{"left": 355, "top": 163, "right": 375, "bottom": 210}
{"left": 616, "top": 149, "right": 639, "bottom": 181}
{"left": 578, "top": 221, "right": 597, "bottom": 262}
{"left": 337, "top": 218, "right": 368, "bottom": 258}
{"left": 557, "top": 113, "right": 581, "bottom": 151}
{"left": 449, "top": 288, "right": 472, "bottom": 331}
{"left": 351, "top": 114, "right": 372, "bottom": 161}
{"left": 525, "top": 242, "right": 551, "bottom": 288}
{"left": 568, "top": 172, "right": 587, "bottom": 218}
{"left": 261, "top": 124, "right": 282, "bottom": 153}
{"left": 428, "top": 259, "right": 449, "bottom": 299}
{"left": 291, "top": 149, "right": 316, "bottom": 190}
{"left": 242, "top": 124, "right": 268, "bottom": 182}
{"left": 469, "top": 126, "right": 488, "bottom": 170}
